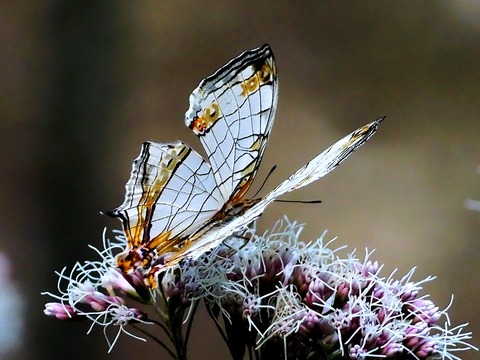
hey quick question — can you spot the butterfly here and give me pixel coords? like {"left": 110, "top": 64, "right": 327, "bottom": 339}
{"left": 108, "top": 44, "right": 383, "bottom": 287}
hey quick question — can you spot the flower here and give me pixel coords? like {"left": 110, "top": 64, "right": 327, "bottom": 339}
{"left": 44, "top": 302, "right": 79, "bottom": 320}
{"left": 42, "top": 230, "right": 158, "bottom": 352}
{"left": 43, "top": 220, "right": 477, "bottom": 359}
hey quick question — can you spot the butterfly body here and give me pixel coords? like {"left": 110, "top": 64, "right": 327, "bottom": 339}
{"left": 109, "top": 44, "right": 383, "bottom": 287}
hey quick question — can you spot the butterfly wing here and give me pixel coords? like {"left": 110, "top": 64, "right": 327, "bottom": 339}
{"left": 185, "top": 44, "right": 278, "bottom": 203}
{"left": 108, "top": 141, "right": 223, "bottom": 251}
{"left": 165, "top": 117, "right": 384, "bottom": 263}
{"left": 265, "top": 117, "right": 385, "bottom": 199}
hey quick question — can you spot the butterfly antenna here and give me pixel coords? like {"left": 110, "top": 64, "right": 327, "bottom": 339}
{"left": 252, "top": 165, "right": 277, "bottom": 198}
{"left": 275, "top": 199, "right": 322, "bottom": 204}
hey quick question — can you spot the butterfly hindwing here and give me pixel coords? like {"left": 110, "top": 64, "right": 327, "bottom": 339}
{"left": 109, "top": 141, "right": 223, "bottom": 250}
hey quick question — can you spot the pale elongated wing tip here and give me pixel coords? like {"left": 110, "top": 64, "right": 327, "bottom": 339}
{"left": 361, "top": 116, "right": 385, "bottom": 142}
{"left": 374, "top": 116, "right": 386, "bottom": 126}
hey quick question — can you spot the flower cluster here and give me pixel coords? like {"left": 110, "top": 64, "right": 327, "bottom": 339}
{"left": 43, "top": 220, "right": 477, "bottom": 359}
{"left": 191, "top": 219, "right": 476, "bottom": 359}
{"left": 42, "top": 230, "right": 154, "bottom": 352}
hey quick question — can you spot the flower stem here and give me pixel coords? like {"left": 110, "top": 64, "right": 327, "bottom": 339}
{"left": 130, "top": 323, "right": 177, "bottom": 360}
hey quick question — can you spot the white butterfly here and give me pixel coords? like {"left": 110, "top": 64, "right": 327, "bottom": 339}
{"left": 108, "top": 44, "right": 383, "bottom": 286}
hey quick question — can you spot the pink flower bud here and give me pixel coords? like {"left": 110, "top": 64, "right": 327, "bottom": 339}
{"left": 44, "top": 302, "right": 78, "bottom": 320}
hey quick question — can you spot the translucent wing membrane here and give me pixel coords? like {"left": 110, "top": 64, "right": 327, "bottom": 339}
{"left": 108, "top": 141, "right": 223, "bottom": 249}
{"left": 185, "top": 44, "right": 278, "bottom": 203}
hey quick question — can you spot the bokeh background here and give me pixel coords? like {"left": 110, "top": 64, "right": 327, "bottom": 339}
{"left": 1, "top": 2, "right": 479, "bottom": 359}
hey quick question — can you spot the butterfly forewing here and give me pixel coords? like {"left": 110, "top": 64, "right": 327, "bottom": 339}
{"left": 185, "top": 44, "right": 278, "bottom": 203}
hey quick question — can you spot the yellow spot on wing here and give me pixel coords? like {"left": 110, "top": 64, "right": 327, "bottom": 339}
{"left": 241, "top": 76, "right": 259, "bottom": 97}
{"left": 240, "top": 62, "right": 274, "bottom": 97}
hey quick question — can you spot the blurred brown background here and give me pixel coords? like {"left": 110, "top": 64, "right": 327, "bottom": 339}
{"left": 1, "top": 2, "right": 479, "bottom": 359}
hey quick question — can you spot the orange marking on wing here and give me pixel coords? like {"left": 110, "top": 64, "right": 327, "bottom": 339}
{"left": 148, "top": 231, "right": 173, "bottom": 251}
{"left": 230, "top": 174, "right": 255, "bottom": 203}
{"left": 189, "top": 103, "right": 220, "bottom": 135}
